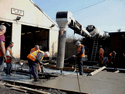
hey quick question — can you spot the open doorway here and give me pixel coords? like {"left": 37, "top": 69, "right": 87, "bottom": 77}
{"left": 0, "top": 21, "right": 12, "bottom": 48}
{"left": 21, "top": 25, "right": 49, "bottom": 60}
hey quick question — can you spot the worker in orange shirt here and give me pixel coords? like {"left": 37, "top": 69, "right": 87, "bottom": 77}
{"left": 98, "top": 45, "right": 104, "bottom": 66}
{"left": 0, "top": 25, "right": 6, "bottom": 76}
{"left": 107, "top": 51, "right": 119, "bottom": 69}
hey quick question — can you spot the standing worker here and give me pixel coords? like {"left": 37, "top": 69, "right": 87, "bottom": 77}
{"left": 0, "top": 25, "right": 6, "bottom": 76}
{"left": 76, "top": 41, "right": 85, "bottom": 75}
{"left": 5, "top": 42, "right": 14, "bottom": 76}
{"left": 98, "top": 45, "right": 104, "bottom": 66}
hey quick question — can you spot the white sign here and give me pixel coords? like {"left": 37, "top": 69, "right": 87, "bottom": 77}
{"left": 11, "top": 8, "right": 24, "bottom": 16}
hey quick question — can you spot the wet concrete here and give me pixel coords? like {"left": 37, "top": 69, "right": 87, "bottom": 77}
{"left": 0, "top": 63, "right": 125, "bottom": 94}
{"left": 41, "top": 71, "right": 125, "bottom": 94}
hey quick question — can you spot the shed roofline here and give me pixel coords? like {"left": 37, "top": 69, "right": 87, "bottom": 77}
{"left": 29, "top": 0, "right": 58, "bottom": 28}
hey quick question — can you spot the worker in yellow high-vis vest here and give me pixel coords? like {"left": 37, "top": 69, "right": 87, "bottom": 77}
{"left": 28, "top": 45, "right": 40, "bottom": 79}
{"left": 27, "top": 49, "right": 49, "bottom": 82}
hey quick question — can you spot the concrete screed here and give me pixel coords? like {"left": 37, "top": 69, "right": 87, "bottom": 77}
{"left": 40, "top": 71, "right": 125, "bottom": 94}
{"left": 0, "top": 70, "right": 125, "bottom": 94}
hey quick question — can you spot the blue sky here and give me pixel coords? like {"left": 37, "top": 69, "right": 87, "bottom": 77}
{"left": 32, "top": 0, "right": 125, "bottom": 38}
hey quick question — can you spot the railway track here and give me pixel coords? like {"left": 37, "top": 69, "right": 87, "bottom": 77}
{"left": 1, "top": 79, "right": 89, "bottom": 94}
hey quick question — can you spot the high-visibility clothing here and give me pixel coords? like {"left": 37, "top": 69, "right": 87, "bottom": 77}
{"left": 38, "top": 64, "right": 41, "bottom": 71}
{"left": 6, "top": 47, "right": 12, "bottom": 63}
{"left": 77, "top": 44, "right": 85, "bottom": 57}
{"left": 30, "top": 47, "right": 35, "bottom": 53}
{"left": 99, "top": 48, "right": 104, "bottom": 58}
{"left": 0, "top": 42, "right": 5, "bottom": 57}
{"left": 99, "top": 48, "right": 104, "bottom": 64}
{"left": 107, "top": 53, "right": 113, "bottom": 63}
{"left": 27, "top": 50, "right": 44, "bottom": 62}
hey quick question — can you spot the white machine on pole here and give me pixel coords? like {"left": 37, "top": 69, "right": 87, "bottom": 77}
{"left": 56, "top": 11, "right": 109, "bottom": 69}
{"left": 56, "top": 11, "right": 91, "bottom": 69}
{"left": 56, "top": 11, "right": 74, "bottom": 30}
{"left": 56, "top": 11, "right": 73, "bottom": 69}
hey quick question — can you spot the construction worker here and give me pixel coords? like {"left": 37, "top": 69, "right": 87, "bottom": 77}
{"left": 27, "top": 49, "right": 49, "bottom": 82}
{"left": 76, "top": 41, "right": 85, "bottom": 75}
{"left": 28, "top": 45, "right": 41, "bottom": 78}
{"left": 98, "top": 45, "right": 104, "bottom": 66}
{"left": 5, "top": 42, "right": 14, "bottom": 75}
{"left": 31, "top": 45, "right": 41, "bottom": 72}
{"left": 0, "top": 25, "right": 6, "bottom": 76}
{"left": 107, "top": 51, "right": 119, "bottom": 69}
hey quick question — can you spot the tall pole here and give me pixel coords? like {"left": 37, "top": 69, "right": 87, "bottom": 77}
{"left": 56, "top": 28, "right": 66, "bottom": 69}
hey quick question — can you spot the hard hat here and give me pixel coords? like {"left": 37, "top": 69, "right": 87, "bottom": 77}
{"left": 44, "top": 51, "right": 50, "bottom": 57}
{"left": 112, "top": 51, "right": 116, "bottom": 54}
{"left": 76, "top": 41, "right": 81, "bottom": 45}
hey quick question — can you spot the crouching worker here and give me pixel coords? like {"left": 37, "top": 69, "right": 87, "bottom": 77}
{"left": 27, "top": 49, "right": 49, "bottom": 82}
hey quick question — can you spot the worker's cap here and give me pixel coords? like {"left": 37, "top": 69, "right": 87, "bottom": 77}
{"left": 76, "top": 41, "right": 81, "bottom": 45}
{"left": 112, "top": 51, "right": 116, "bottom": 54}
{"left": 44, "top": 51, "right": 50, "bottom": 57}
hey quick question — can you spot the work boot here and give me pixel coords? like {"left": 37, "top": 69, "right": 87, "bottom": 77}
{"left": 30, "top": 75, "right": 33, "bottom": 79}
{"left": 34, "top": 78, "right": 39, "bottom": 82}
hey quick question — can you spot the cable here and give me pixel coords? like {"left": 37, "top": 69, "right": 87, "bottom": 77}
{"left": 74, "top": 59, "right": 81, "bottom": 94}
{"left": 72, "top": 0, "right": 105, "bottom": 13}
{"left": 51, "top": 0, "right": 105, "bottom": 20}
{"left": 77, "top": 70, "right": 81, "bottom": 94}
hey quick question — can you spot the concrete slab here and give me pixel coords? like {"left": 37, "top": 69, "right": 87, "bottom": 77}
{"left": 41, "top": 72, "right": 125, "bottom": 94}
{"left": 0, "top": 70, "right": 125, "bottom": 94}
